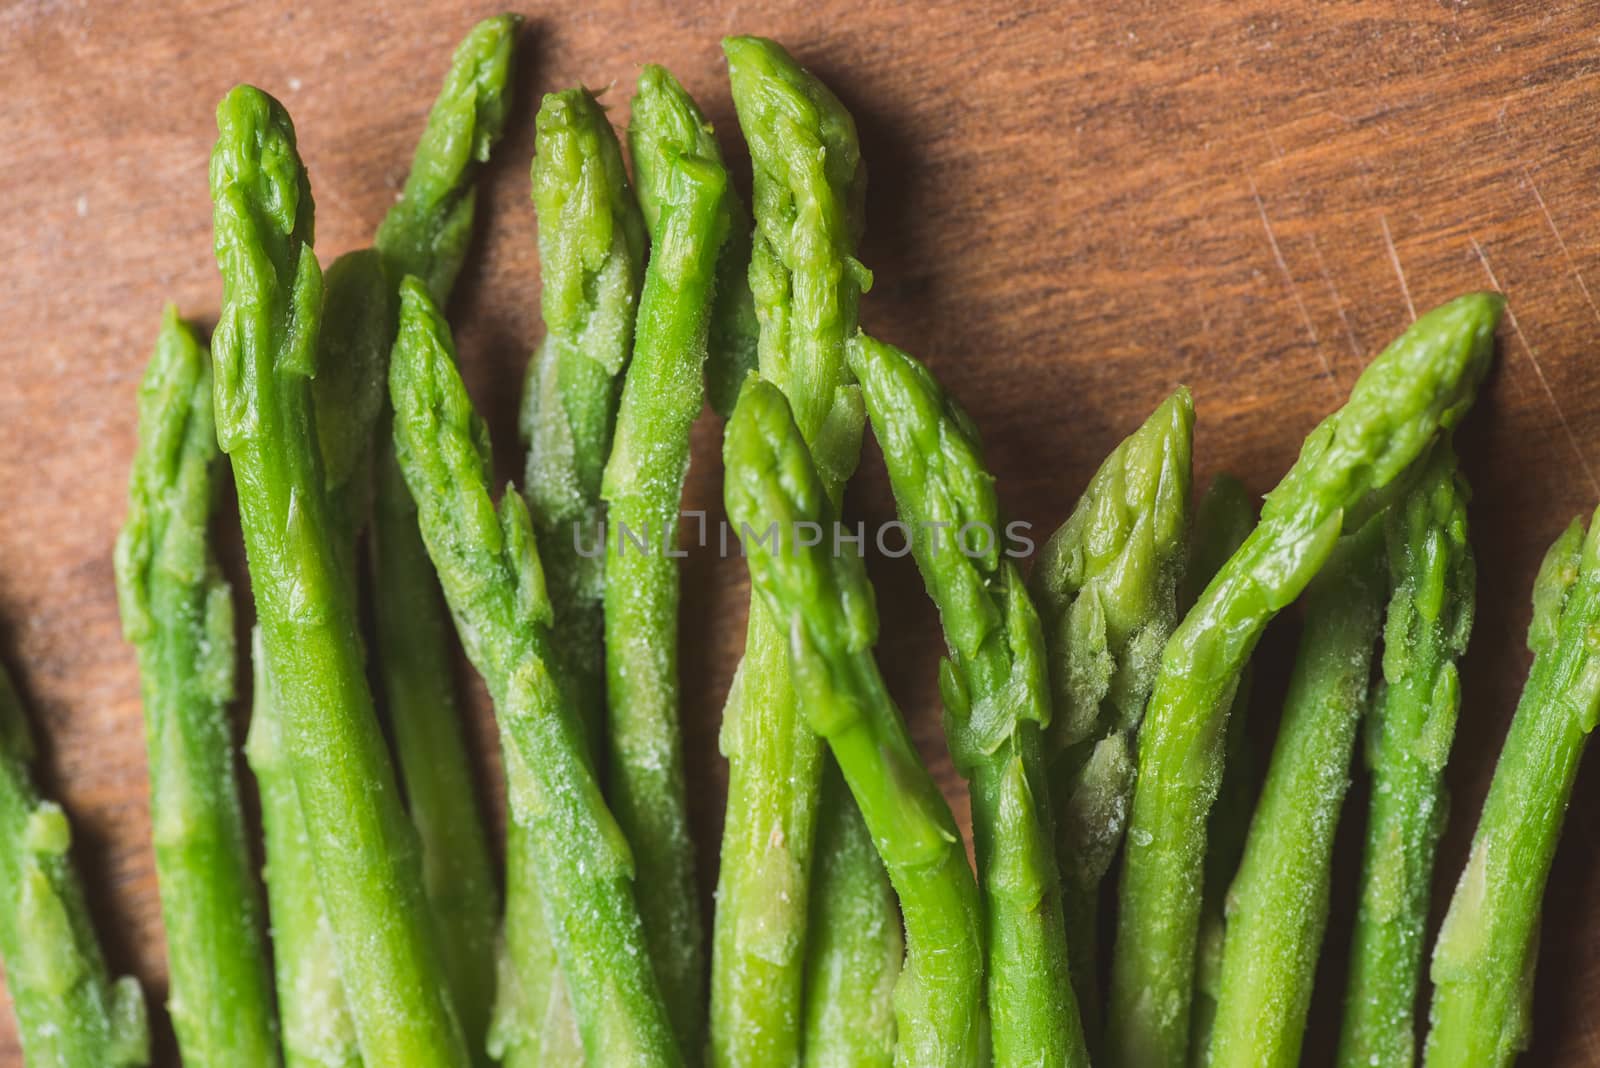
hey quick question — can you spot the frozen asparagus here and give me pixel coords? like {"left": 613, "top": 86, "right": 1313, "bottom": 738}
{"left": 1108, "top": 292, "right": 1501, "bottom": 1068}
{"left": 114, "top": 308, "right": 279, "bottom": 1067}
{"left": 0, "top": 664, "right": 149, "bottom": 1067}
{"left": 210, "top": 84, "right": 467, "bottom": 1067}
{"left": 1183, "top": 476, "right": 1258, "bottom": 1067}
{"left": 712, "top": 35, "right": 891, "bottom": 1068}
{"left": 391, "top": 277, "right": 681, "bottom": 1066}
{"left": 1423, "top": 509, "right": 1600, "bottom": 1068}
{"left": 725, "top": 377, "right": 984, "bottom": 1068}
{"left": 1029, "top": 389, "right": 1194, "bottom": 1029}
{"left": 850, "top": 333, "right": 1089, "bottom": 1066}
{"left": 503, "top": 84, "right": 647, "bottom": 1067}
{"left": 1205, "top": 520, "right": 1386, "bottom": 1067}
{"left": 1337, "top": 443, "right": 1474, "bottom": 1068}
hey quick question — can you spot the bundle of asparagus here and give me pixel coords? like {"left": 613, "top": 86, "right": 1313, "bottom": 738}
{"left": 2, "top": 16, "right": 1595, "bottom": 1068}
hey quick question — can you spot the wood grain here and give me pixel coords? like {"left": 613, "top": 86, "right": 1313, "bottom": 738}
{"left": 3, "top": 0, "right": 1600, "bottom": 1062}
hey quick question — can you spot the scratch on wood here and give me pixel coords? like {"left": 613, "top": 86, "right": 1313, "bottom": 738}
{"left": 1308, "top": 233, "right": 1362, "bottom": 361}
{"left": 1379, "top": 213, "right": 1417, "bottom": 321}
{"left": 1249, "top": 178, "right": 1335, "bottom": 390}
{"left": 1525, "top": 169, "right": 1600, "bottom": 329}
{"left": 1471, "top": 236, "right": 1600, "bottom": 496}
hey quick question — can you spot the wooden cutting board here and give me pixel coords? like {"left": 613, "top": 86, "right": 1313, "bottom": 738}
{"left": 4, "top": 0, "right": 1600, "bottom": 1062}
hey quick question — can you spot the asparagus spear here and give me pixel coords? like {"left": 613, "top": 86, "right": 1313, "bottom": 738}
{"left": 520, "top": 87, "right": 646, "bottom": 761}
{"left": 1182, "top": 476, "right": 1258, "bottom": 1067}
{"left": 1107, "top": 292, "right": 1502, "bottom": 1068}
{"left": 209, "top": 85, "right": 467, "bottom": 1068}
{"left": 502, "top": 85, "right": 647, "bottom": 1067}
{"left": 0, "top": 663, "right": 149, "bottom": 1067}
{"left": 1029, "top": 388, "right": 1194, "bottom": 1029}
{"left": 390, "top": 277, "right": 682, "bottom": 1066}
{"left": 848, "top": 333, "right": 1089, "bottom": 1065}
{"left": 366, "top": 22, "right": 519, "bottom": 1059}
{"left": 598, "top": 65, "right": 733, "bottom": 1053}
{"left": 711, "top": 37, "right": 888, "bottom": 1067}
{"left": 724, "top": 377, "right": 985, "bottom": 1067}
{"left": 800, "top": 762, "right": 902, "bottom": 1068}
{"left": 250, "top": 248, "right": 394, "bottom": 1068}
{"left": 1422, "top": 509, "right": 1600, "bottom": 1068}
{"left": 113, "top": 308, "right": 279, "bottom": 1067}
{"left": 1337, "top": 443, "right": 1474, "bottom": 1068}
{"left": 1205, "top": 519, "right": 1386, "bottom": 1067}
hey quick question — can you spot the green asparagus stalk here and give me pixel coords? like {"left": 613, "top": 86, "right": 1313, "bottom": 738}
{"left": 800, "top": 761, "right": 902, "bottom": 1068}
{"left": 724, "top": 377, "right": 985, "bottom": 1067}
{"left": 209, "top": 85, "right": 467, "bottom": 1068}
{"left": 390, "top": 277, "right": 682, "bottom": 1066}
{"left": 598, "top": 64, "right": 733, "bottom": 1054}
{"left": 1107, "top": 291, "right": 1502, "bottom": 1068}
{"left": 1337, "top": 443, "right": 1474, "bottom": 1068}
{"left": 1182, "top": 476, "right": 1258, "bottom": 1067}
{"left": 113, "top": 308, "right": 279, "bottom": 1067}
{"left": 520, "top": 86, "right": 645, "bottom": 760}
{"left": 1422, "top": 509, "right": 1600, "bottom": 1068}
{"left": 0, "top": 663, "right": 149, "bottom": 1067}
{"left": 256, "top": 248, "right": 394, "bottom": 1068}
{"left": 711, "top": 37, "right": 888, "bottom": 1067}
{"left": 503, "top": 85, "right": 647, "bottom": 1067}
{"left": 247, "top": 631, "right": 361, "bottom": 1068}
{"left": 366, "top": 22, "right": 519, "bottom": 1060}
{"left": 1029, "top": 389, "right": 1194, "bottom": 1030}
{"left": 1205, "top": 520, "right": 1386, "bottom": 1067}
{"left": 848, "top": 333, "right": 1089, "bottom": 1066}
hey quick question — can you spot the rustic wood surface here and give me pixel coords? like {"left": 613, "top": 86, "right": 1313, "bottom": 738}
{"left": 4, "top": 0, "right": 1600, "bottom": 1062}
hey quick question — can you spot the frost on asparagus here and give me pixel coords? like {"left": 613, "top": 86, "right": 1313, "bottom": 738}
{"left": 390, "top": 277, "right": 681, "bottom": 1067}
{"left": 1205, "top": 520, "right": 1386, "bottom": 1068}
{"left": 114, "top": 307, "right": 280, "bottom": 1067}
{"left": 0, "top": 663, "right": 150, "bottom": 1067}
{"left": 1337, "top": 442, "right": 1473, "bottom": 1068}
{"left": 712, "top": 35, "right": 883, "bottom": 1068}
{"left": 1108, "top": 291, "right": 1502, "bottom": 1068}
{"left": 1028, "top": 388, "right": 1193, "bottom": 1025}
{"left": 1423, "top": 508, "right": 1600, "bottom": 1068}
{"left": 724, "top": 378, "right": 983, "bottom": 1068}
{"left": 849, "top": 332, "right": 1089, "bottom": 1067}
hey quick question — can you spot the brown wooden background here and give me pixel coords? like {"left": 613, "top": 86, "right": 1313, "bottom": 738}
{"left": 4, "top": 0, "right": 1600, "bottom": 1062}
